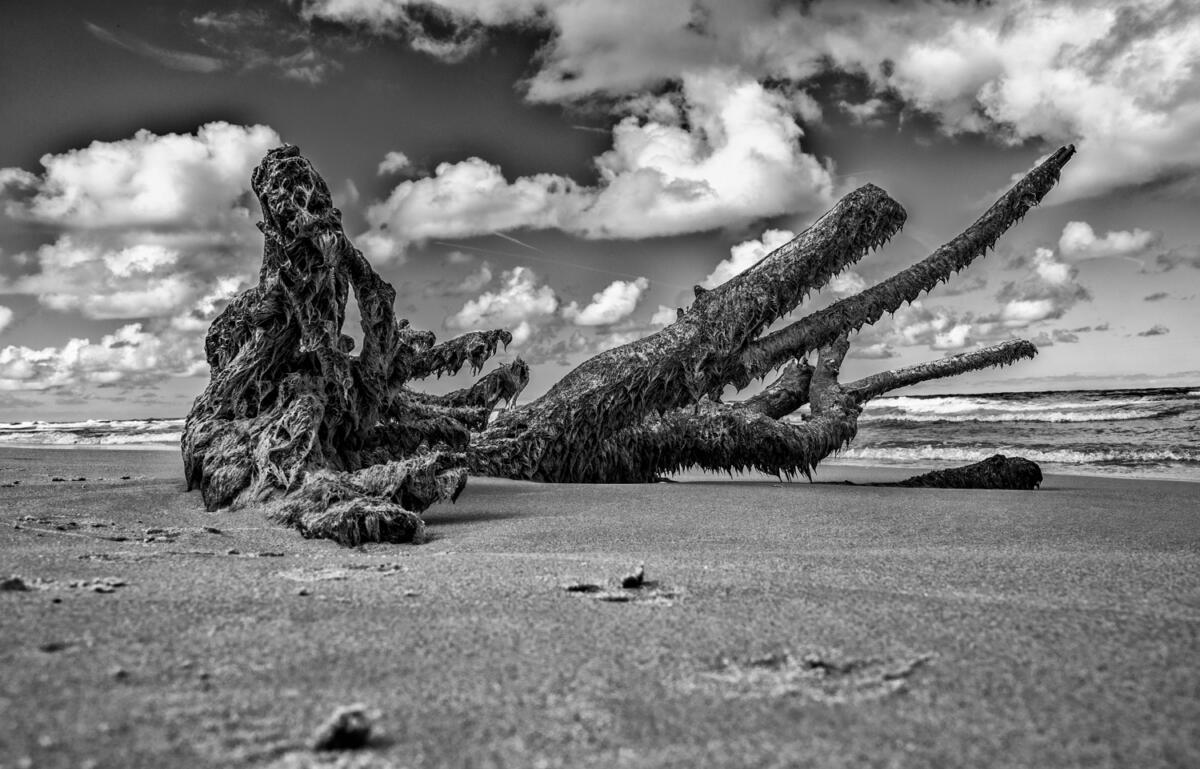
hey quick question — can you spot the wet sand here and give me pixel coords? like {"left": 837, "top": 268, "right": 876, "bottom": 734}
{"left": 1, "top": 446, "right": 1198, "bottom": 768}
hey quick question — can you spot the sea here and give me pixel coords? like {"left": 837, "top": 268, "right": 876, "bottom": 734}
{"left": 800, "top": 386, "right": 1200, "bottom": 483}
{"left": 0, "top": 386, "right": 1197, "bottom": 482}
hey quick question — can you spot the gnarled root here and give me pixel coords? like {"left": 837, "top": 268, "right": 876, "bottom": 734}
{"left": 265, "top": 453, "right": 467, "bottom": 545}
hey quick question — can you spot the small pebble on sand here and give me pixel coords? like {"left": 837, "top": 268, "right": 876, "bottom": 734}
{"left": 310, "top": 703, "right": 375, "bottom": 751}
{"left": 1, "top": 575, "right": 30, "bottom": 591}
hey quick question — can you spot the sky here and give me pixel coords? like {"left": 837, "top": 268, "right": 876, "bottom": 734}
{"left": 1, "top": 0, "right": 1199, "bottom": 421}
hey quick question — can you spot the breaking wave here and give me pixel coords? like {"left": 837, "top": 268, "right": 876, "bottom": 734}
{"left": 0, "top": 419, "right": 182, "bottom": 448}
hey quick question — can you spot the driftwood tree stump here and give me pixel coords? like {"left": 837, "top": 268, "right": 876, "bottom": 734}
{"left": 182, "top": 146, "right": 526, "bottom": 543}
{"left": 184, "top": 144, "right": 1075, "bottom": 543}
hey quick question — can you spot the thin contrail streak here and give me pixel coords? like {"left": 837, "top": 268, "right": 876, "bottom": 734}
{"left": 491, "top": 230, "right": 551, "bottom": 255}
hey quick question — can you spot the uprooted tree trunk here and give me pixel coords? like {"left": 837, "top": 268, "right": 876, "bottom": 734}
{"left": 184, "top": 144, "right": 1074, "bottom": 544}
{"left": 469, "top": 146, "right": 1075, "bottom": 482}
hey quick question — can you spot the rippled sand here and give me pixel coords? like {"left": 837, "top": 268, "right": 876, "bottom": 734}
{"left": 2, "top": 447, "right": 1198, "bottom": 768}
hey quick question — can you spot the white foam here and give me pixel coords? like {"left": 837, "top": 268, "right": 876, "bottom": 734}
{"left": 858, "top": 409, "right": 1160, "bottom": 424}
{"left": 865, "top": 395, "right": 1153, "bottom": 416}
{"left": 0, "top": 430, "right": 180, "bottom": 446}
{"left": 835, "top": 444, "right": 1200, "bottom": 465}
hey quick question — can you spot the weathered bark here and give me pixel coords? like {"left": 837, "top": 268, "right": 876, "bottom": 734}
{"left": 547, "top": 338, "right": 1039, "bottom": 483}
{"left": 737, "top": 359, "right": 814, "bottom": 419}
{"left": 183, "top": 146, "right": 522, "bottom": 543}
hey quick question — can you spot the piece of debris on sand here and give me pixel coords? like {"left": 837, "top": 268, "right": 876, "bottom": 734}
{"left": 1, "top": 575, "right": 32, "bottom": 591}
{"left": 67, "top": 577, "right": 127, "bottom": 593}
{"left": 621, "top": 563, "right": 646, "bottom": 589}
{"left": 310, "top": 703, "right": 376, "bottom": 751}
{"left": 563, "top": 565, "right": 679, "bottom": 605}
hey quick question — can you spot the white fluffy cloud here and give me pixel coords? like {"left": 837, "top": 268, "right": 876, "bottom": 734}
{"left": 307, "top": 0, "right": 1200, "bottom": 202}
{"left": 649, "top": 304, "right": 677, "bottom": 327}
{"left": 701, "top": 228, "right": 865, "bottom": 296}
{"left": 445, "top": 266, "right": 559, "bottom": 345}
{"left": 856, "top": 246, "right": 1092, "bottom": 354}
{"left": 827, "top": 269, "right": 867, "bottom": 296}
{"left": 0, "top": 122, "right": 282, "bottom": 390}
{"left": 452, "top": 261, "right": 493, "bottom": 295}
{"left": 886, "top": 302, "right": 979, "bottom": 351}
{"left": 1, "top": 123, "right": 279, "bottom": 324}
{"left": 1, "top": 122, "right": 279, "bottom": 228}
{"left": 562, "top": 277, "right": 649, "bottom": 326}
{"left": 701, "top": 228, "right": 795, "bottom": 289}
{"left": 996, "top": 248, "right": 1091, "bottom": 326}
{"left": 362, "top": 71, "right": 833, "bottom": 255}
{"left": 0, "top": 324, "right": 201, "bottom": 392}
{"left": 1058, "top": 221, "right": 1161, "bottom": 261}
{"left": 377, "top": 151, "right": 412, "bottom": 175}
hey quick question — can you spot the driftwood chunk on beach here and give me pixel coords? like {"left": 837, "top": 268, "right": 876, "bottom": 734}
{"left": 890, "top": 455, "right": 1043, "bottom": 490}
{"left": 184, "top": 143, "right": 1074, "bottom": 543}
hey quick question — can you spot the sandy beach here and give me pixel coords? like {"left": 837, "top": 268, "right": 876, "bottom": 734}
{"left": 1, "top": 446, "right": 1197, "bottom": 768}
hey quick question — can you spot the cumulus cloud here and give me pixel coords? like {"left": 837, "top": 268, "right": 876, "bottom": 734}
{"left": 649, "top": 304, "right": 678, "bottom": 327}
{"left": 0, "top": 123, "right": 282, "bottom": 390}
{"left": 854, "top": 246, "right": 1091, "bottom": 355}
{"left": 1137, "top": 323, "right": 1170, "bottom": 337}
{"left": 0, "top": 305, "right": 12, "bottom": 333}
{"left": 304, "top": 0, "right": 1200, "bottom": 202}
{"left": 1058, "top": 221, "right": 1161, "bottom": 261}
{"left": 2, "top": 121, "right": 280, "bottom": 229}
{"left": 878, "top": 301, "right": 981, "bottom": 352}
{"left": 452, "top": 261, "right": 493, "bottom": 294}
{"left": 701, "top": 228, "right": 795, "bottom": 289}
{"left": 562, "top": 277, "right": 649, "bottom": 326}
{"left": 445, "top": 266, "right": 559, "bottom": 345}
{"left": 995, "top": 248, "right": 1091, "bottom": 326}
{"left": 827, "top": 269, "right": 867, "bottom": 296}
{"left": 377, "top": 151, "right": 412, "bottom": 175}
{"left": 847, "top": 342, "right": 896, "bottom": 360}
{"left": 362, "top": 72, "right": 833, "bottom": 255}
{"left": 0, "top": 324, "right": 201, "bottom": 392}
